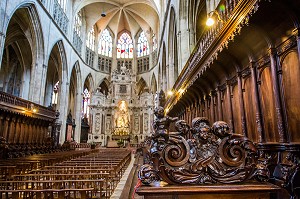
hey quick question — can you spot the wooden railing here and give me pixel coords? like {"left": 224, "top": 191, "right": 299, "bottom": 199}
{"left": 0, "top": 91, "right": 55, "bottom": 120}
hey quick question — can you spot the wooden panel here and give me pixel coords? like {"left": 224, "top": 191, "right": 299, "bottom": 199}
{"left": 259, "top": 66, "right": 278, "bottom": 142}
{"left": 137, "top": 183, "right": 280, "bottom": 199}
{"left": 281, "top": 51, "right": 300, "bottom": 142}
{"left": 243, "top": 77, "right": 257, "bottom": 142}
{"left": 232, "top": 85, "right": 241, "bottom": 134}
{"left": 222, "top": 90, "right": 230, "bottom": 124}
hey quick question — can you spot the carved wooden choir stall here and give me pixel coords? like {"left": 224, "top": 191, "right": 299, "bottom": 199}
{"left": 136, "top": 91, "right": 299, "bottom": 199}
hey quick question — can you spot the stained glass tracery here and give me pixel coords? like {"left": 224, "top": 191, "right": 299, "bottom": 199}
{"left": 137, "top": 31, "right": 149, "bottom": 57}
{"left": 98, "top": 29, "right": 112, "bottom": 57}
{"left": 117, "top": 32, "right": 133, "bottom": 59}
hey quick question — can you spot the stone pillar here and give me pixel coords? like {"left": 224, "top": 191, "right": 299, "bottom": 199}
{"left": 250, "top": 62, "right": 264, "bottom": 142}
{"left": 237, "top": 71, "right": 248, "bottom": 137}
{"left": 269, "top": 48, "right": 286, "bottom": 142}
{"left": 177, "top": 31, "right": 182, "bottom": 72}
{"left": 0, "top": 32, "right": 6, "bottom": 70}
{"left": 226, "top": 80, "right": 234, "bottom": 133}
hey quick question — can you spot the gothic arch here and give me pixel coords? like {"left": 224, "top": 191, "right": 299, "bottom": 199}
{"left": 0, "top": 3, "right": 44, "bottom": 101}
{"left": 136, "top": 77, "right": 148, "bottom": 95}
{"left": 83, "top": 73, "right": 94, "bottom": 91}
{"left": 150, "top": 73, "right": 157, "bottom": 94}
{"left": 168, "top": 7, "right": 178, "bottom": 87}
{"left": 44, "top": 40, "right": 68, "bottom": 110}
{"left": 98, "top": 78, "right": 110, "bottom": 95}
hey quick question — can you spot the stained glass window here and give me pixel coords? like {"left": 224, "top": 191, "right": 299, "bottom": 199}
{"left": 52, "top": 81, "right": 59, "bottom": 105}
{"left": 74, "top": 11, "right": 82, "bottom": 36}
{"left": 98, "top": 29, "right": 112, "bottom": 57}
{"left": 117, "top": 32, "right": 133, "bottom": 59}
{"left": 82, "top": 88, "right": 90, "bottom": 119}
{"left": 137, "top": 31, "right": 149, "bottom": 57}
{"left": 152, "top": 33, "right": 157, "bottom": 50}
{"left": 86, "top": 27, "right": 95, "bottom": 51}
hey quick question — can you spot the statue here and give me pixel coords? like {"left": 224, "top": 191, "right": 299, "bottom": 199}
{"left": 152, "top": 106, "right": 178, "bottom": 142}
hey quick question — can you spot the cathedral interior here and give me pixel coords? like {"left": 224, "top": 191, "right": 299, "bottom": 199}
{"left": 0, "top": 0, "right": 300, "bottom": 198}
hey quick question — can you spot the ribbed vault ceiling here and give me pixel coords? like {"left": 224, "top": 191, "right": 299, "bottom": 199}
{"left": 74, "top": 0, "right": 160, "bottom": 39}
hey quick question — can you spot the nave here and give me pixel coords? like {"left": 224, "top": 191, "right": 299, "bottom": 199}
{"left": 0, "top": 148, "right": 133, "bottom": 199}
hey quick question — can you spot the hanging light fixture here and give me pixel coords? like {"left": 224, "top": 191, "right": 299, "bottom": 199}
{"left": 206, "top": 10, "right": 223, "bottom": 26}
{"left": 101, "top": 4, "right": 106, "bottom": 17}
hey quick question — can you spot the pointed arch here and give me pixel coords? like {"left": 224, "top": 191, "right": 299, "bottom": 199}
{"left": 136, "top": 77, "right": 148, "bottom": 95}
{"left": 151, "top": 73, "right": 157, "bottom": 94}
{"left": 69, "top": 61, "right": 82, "bottom": 114}
{"left": 117, "top": 30, "right": 133, "bottom": 58}
{"left": 0, "top": 3, "right": 44, "bottom": 102}
{"left": 83, "top": 73, "right": 94, "bottom": 91}
{"left": 98, "top": 77, "right": 110, "bottom": 95}
{"left": 44, "top": 40, "right": 68, "bottom": 110}
{"left": 168, "top": 7, "right": 178, "bottom": 87}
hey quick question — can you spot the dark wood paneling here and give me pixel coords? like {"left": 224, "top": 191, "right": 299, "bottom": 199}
{"left": 259, "top": 67, "right": 278, "bottom": 142}
{"left": 281, "top": 51, "right": 300, "bottom": 142}
{"left": 243, "top": 77, "right": 257, "bottom": 142}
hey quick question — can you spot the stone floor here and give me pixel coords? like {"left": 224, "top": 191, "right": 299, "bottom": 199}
{"left": 110, "top": 152, "right": 144, "bottom": 199}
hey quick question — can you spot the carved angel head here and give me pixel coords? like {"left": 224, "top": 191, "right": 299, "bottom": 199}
{"left": 212, "top": 121, "right": 230, "bottom": 138}
{"left": 191, "top": 117, "right": 211, "bottom": 141}
{"left": 175, "top": 120, "right": 190, "bottom": 135}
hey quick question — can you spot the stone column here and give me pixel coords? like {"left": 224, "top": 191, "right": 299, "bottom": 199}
{"left": 0, "top": 32, "right": 6, "bottom": 70}
{"left": 250, "top": 62, "right": 264, "bottom": 142}
{"left": 177, "top": 31, "right": 182, "bottom": 72}
{"left": 269, "top": 48, "right": 286, "bottom": 142}
{"left": 237, "top": 71, "right": 248, "bottom": 137}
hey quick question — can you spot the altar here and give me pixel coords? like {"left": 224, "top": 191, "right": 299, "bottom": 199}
{"left": 87, "top": 64, "right": 154, "bottom": 146}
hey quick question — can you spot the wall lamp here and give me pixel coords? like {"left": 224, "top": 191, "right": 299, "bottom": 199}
{"left": 167, "top": 90, "right": 174, "bottom": 96}
{"left": 206, "top": 10, "right": 224, "bottom": 26}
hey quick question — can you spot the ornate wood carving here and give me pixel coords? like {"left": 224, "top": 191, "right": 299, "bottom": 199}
{"left": 138, "top": 91, "right": 267, "bottom": 185}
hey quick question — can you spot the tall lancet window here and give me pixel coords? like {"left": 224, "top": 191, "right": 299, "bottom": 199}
{"left": 98, "top": 29, "right": 112, "bottom": 57}
{"left": 82, "top": 88, "right": 91, "bottom": 119}
{"left": 117, "top": 32, "right": 133, "bottom": 59}
{"left": 137, "top": 31, "right": 149, "bottom": 57}
{"left": 52, "top": 81, "right": 59, "bottom": 107}
{"left": 152, "top": 33, "right": 157, "bottom": 51}
{"left": 57, "top": 0, "right": 67, "bottom": 12}
{"left": 86, "top": 27, "right": 95, "bottom": 51}
{"left": 74, "top": 11, "right": 82, "bottom": 36}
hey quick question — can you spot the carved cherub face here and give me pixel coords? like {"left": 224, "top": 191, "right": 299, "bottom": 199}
{"left": 191, "top": 117, "right": 211, "bottom": 141}
{"left": 198, "top": 124, "right": 211, "bottom": 140}
{"left": 212, "top": 121, "right": 230, "bottom": 138}
{"left": 175, "top": 120, "right": 189, "bottom": 134}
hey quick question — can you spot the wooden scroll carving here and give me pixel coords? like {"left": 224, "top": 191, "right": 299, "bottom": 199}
{"left": 138, "top": 91, "right": 268, "bottom": 185}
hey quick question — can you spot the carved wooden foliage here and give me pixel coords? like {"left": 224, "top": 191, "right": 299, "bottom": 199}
{"left": 139, "top": 116, "right": 265, "bottom": 185}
